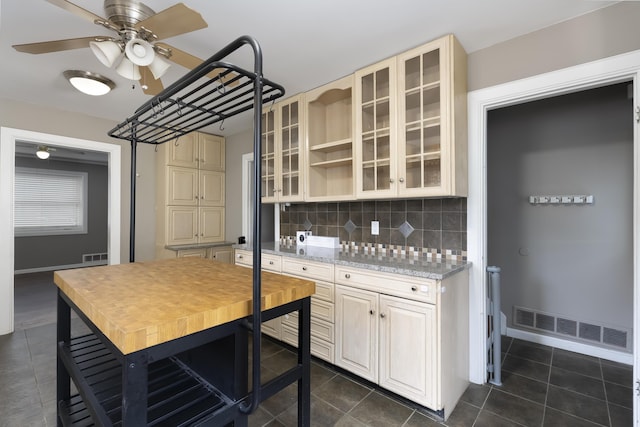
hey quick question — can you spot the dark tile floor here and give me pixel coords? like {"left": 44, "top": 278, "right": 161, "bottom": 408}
{"left": 2, "top": 272, "right": 635, "bottom": 426}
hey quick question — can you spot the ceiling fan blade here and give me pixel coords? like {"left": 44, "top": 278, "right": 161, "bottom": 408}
{"left": 13, "top": 36, "right": 112, "bottom": 54}
{"left": 136, "top": 3, "right": 207, "bottom": 41}
{"left": 45, "top": 0, "right": 105, "bottom": 24}
{"left": 155, "top": 42, "right": 237, "bottom": 84}
{"left": 140, "top": 67, "right": 164, "bottom": 95}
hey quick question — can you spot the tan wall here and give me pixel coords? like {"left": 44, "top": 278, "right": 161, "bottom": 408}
{"left": 0, "top": 98, "right": 156, "bottom": 263}
{"left": 468, "top": 2, "right": 640, "bottom": 91}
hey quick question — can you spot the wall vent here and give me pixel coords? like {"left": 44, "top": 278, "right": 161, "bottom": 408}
{"left": 513, "top": 306, "right": 632, "bottom": 352}
{"left": 82, "top": 252, "right": 108, "bottom": 265}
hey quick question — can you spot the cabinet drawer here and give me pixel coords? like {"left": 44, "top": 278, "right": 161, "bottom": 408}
{"left": 261, "top": 254, "right": 282, "bottom": 272}
{"left": 234, "top": 249, "right": 252, "bottom": 267}
{"left": 335, "top": 266, "right": 436, "bottom": 304}
{"left": 282, "top": 313, "right": 335, "bottom": 343}
{"left": 281, "top": 324, "right": 335, "bottom": 363}
{"left": 234, "top": 250, "right": 282, "bottom": 272}
{"left": 314, "top": 281, "right": 334, "bottom": 303}
{"left": 282, "top": 258, "right": 334, "bottom": 282}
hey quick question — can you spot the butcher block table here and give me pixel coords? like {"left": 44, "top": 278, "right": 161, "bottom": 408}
{"left": 54, "top": 257, "right": 316, "bottom": 426}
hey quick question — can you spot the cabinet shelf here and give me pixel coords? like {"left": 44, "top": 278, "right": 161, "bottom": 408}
{"left": 309, "top": 138, "right": 353, "bottom": 153}
{"left": 310, "top": 157, "right": 353, "bottom": 168}
{"left": 58, "top": 334, "right": 235, "bottom": 426}
{"left": 404, "top": 80, "right": 440, "bottom": 94}
{"left": 406, "top": 152, "right": 441, "bottom": 164}
{"left": 406, "top": 117, "right": 441, "bottom": 130}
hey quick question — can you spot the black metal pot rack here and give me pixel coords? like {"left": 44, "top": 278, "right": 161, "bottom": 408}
{"left": 57, "top": 35, "right": 297, "bottom": 426}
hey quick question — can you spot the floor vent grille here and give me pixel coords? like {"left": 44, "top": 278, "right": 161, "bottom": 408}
{"left": 82, "top": 252, "right": 108, "bottom": 265}
{"left": 513, "top": 306, "right": 631, "bottom": 351}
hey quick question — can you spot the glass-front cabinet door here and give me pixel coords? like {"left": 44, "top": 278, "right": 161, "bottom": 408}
{"left": 278, "top": 97, "right": 303, "bottom": 202}
{"left": 355, "top": 58, "right": 397, "bottom": 199}
{"left": 396, "top": 35, "right": 467, "bottom": 197}
{"left": 261, "top": 95, "right": 305, "bottom": 203}
{"left": 261, "top": 107, "right": 277, "bottom": 202}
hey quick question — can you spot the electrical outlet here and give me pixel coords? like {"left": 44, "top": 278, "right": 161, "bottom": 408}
{"left": 371, "top": 220, "right": 379, "bottom": 235}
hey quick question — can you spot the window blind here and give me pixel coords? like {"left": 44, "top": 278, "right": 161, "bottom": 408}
{"left": 14, "top": 167, "right": 88, "bottom": 236}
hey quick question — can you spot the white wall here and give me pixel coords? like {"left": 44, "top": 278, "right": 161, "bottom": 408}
{"left": 0, "top": 98, "right": 156, "bottom": 262}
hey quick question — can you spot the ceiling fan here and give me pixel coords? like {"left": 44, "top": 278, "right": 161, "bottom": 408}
{"left": 12, "top": 0, "right": 216, "bottom": 95}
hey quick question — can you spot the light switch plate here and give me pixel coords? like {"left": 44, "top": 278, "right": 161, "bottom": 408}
{"left": 371, "top": 220, "right": 379, "bottom": 235}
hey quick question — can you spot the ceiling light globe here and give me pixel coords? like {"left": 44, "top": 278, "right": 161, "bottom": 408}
{"left": 125, "top": 38, "right": 155, "bottom": 66}
{"left": 36, "top": 147, "right": 50, "bottom": 159}
{"left": 63, "top": 70, "right": 115, "bottom": 96}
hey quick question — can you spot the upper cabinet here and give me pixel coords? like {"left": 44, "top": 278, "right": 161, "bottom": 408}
{"left": 355, "top": 58, "right": 398, "bottom": 199}
{"left": 396, "top": 35, "right": 467, "bottom": 197}
{"left": 355, "top": 34, "right": 467, "bottom": 199}
{"left": 305, "top": 76, "right": 355, "bottom": 201}
{"left": 167, "top": 132, "right": 225, "bottom": 171}
{"left": 261, "top": 94, "right": 305, "bottom": 203}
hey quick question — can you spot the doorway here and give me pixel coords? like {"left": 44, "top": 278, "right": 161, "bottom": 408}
{"left": 487, "top": 82, "right": 633, "bottom": 355}
{"left": 0, "top": 127, "right": 121, "bottom": 335}
{"left": 467, "top": 49, "right": 640, "bottom": 423}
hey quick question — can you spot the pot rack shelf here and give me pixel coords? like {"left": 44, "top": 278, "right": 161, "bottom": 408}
{"left": 78, "top": 35, "right": 295, "bottom": 425}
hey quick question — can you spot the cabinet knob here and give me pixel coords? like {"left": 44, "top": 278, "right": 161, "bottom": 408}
{"left": 238, "top": 255, "right": 243, "bottom": 259}
{"left": 369, "top": 309, "right": 375, "bottom": 316}
{"left": 302, "top": 266, "right": 307, "bottom": 271}
{"left": 399, "top": 177, "right": 405, "bottom": 183}
{"left": 411, "top": 286, "right": 418, "bottom": 291}
{"left": 380, "top": 313, "right": 386, "bottom": 319}
{"left": 269, "top": 261, "right": 274, "bottom": 265}
{"left": 345, "top": 273, "right": 351, "bottom": 279}
{"left": 389, "top": 178, "right": 394, "bottom": 183}
{"left": 273, "top": 188, "right": 277, "bottom": 193}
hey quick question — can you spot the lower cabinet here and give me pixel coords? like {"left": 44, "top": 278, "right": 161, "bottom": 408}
{"left": 335, "top": 265, "right": 468, "bottom": 418}
{"left": 234, "top": 248, "right": 468, "bottom": 419}
{"left": 172, "top": 246, "right": 233, "bottom": 263}
{"left": 335, "top": 285, "right": 436, "bottom": 404}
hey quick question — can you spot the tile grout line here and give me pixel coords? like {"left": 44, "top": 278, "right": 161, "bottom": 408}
{"left": 540, "top": 346, "right": 553, "bottom": 426}
{"left": 600, "top": 357, "right": 612, "bottom": 427}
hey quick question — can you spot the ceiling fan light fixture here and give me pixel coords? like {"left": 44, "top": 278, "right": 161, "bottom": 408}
{"left": 63, "top": 70, "right": 116, "bottom": 96}
{"left": 125, "top": 38, "right": 155, "bottom": 66}
{"left": 36, "top": 146, "right": 50, "bottom": 160}
{"left": 149, "top": 54, "right": 171, "bottom": 79}
{"left": 116, "top": 56, "right": 141, "bottom": 80}
{"left": 90, "top": 40, "right": 122, "bottom": 68}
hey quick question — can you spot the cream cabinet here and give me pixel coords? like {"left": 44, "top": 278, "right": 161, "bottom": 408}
{"left": 335, "top": 265, "right": 468, "bottom": 419}
{"left": 208, "top": 245, "right": 233, "bottom": 264}
{"left": 235, "top": 249, "right": 284, "bottom": 339}
{"left": 396, "top": 35, "right": 467, "bottom": 197}
{"left": 261, "top": 94, "right": 305, "bottom": 203}
{"left": 156, "top": 132, "right": 226, "bottom": 257}
{"left": 166, "top": 132, "right": 225, "bottom": 171}
{"left": 355, "top": 34, "right": 467, "bottom": 199}
{"left": 305, "top": 76, "right": 355, "bottom": 201}
{"left": 279, "top": 258, "right": 336, "bottom": 363}
{"left": 355, "top": 57, "right": 398, "bottom": 199}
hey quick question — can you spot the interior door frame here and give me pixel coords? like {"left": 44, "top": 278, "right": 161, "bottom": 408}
{"left": 467, "top": 50, "right": 640, "bottom": 410}
{"left": 0, "top": 127, "right": 121, "bottom": 335}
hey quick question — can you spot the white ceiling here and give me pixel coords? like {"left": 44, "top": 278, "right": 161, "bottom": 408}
{"left": 0, "top": 0, "right": 619, "bottom": 136}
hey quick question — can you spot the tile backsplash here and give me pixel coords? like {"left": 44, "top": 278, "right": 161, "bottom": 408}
{"left": 279, "top": 198, "right": 467, "bottom": 258}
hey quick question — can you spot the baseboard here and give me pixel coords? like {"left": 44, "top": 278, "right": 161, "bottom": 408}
{"left": 14, "top": 261, "right": 107, "bottom": 275}
{"left": 506, "top": 327, "right": 633, "bottom": 365}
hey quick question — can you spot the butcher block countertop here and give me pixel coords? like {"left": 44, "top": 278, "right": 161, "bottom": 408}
{"left": 53, "top": 257, "right": 316, "bottom": 355}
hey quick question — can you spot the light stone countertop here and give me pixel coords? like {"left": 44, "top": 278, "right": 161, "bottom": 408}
{"left": 165, "top": 242, "right": 235, "bottom": 251}
{"left": 234, "top": 242, "right": 470, "bottom": 280}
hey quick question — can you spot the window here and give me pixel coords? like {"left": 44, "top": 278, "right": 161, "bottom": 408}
{"left": 14, "top": 167, "right": 88, "bottom": 236}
